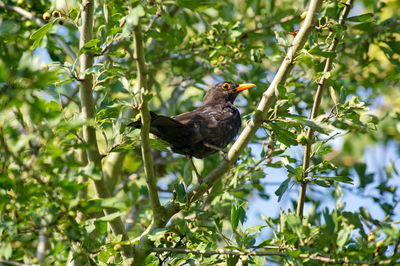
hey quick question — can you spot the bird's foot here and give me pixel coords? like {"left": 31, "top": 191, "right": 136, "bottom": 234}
{"left": 221, "top": 149, "right": 229, "bottom": 160}
{"left": 188, "top": 156, "right": 204, "bottom": 183}
{"left": 203, "top": 142, "right": 228, "bottom": 160}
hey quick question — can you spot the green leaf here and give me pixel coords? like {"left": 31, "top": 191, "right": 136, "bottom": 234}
{"left": 97, "top": 211, "right": 124, "bottom": 221}
{"left": 231, "top": 204, "right": 239, "bottom": 230}
{"left": 342, "top": 212, "right": 363, "bottom": 229}
{"left": 127, "top": 4, "right": 145, "bottom": 26}
{"left": 314, "top": 175, "right": 353, "bottom": 184}
{"left": 315, "top": 180, "right": 332, "bottom": 187}
{"left": 302, "top": 119, "right": 328, "bottom": 134}
{"left": 149, "top": 138, "right": 171, "bottom": 152}
{"left": 30, "top": 21, "right": 55, "bottom": 49}
{"left": 339, "top": 86, "right": 346, "bottom": 104}
{"left": 98, "top": 249, "right": 110, "bottom": 263}
{"left": 231, "top": 203, "right": 246, "bottom": 231}
{"left": 268, "top": 123, "right": 297, "bottom": 147}
{"left": 183, "top": 161, "right": 193, "bottom": 185}
{"left": 337, "top": 225, "right": 352, "bottom": 248}
{"left": 78, "top": 39, "right": 101, "bottom": 55}
{"left": 89, "top": 198, "right": 127, "bottom": 210}
{"left": 275, "top": 178, "right": 291, "bottom": 202}
{"left": 227, "top": 255, "right": 240, "bottom": 266}
{"left": 0, "top": 242, "right": 12, "bottom": 259}
{"left": 110, "top": 141, "right": 137, "bottom": 152}
{"left": 108, "top": 27, "right": 123, "bottom": 36}
{"left": 346, "top": 13, "right": 374, "bottom": 22}
{"left": 174, "top": 182, "right": 186, "bottom": 204}
{"left": 329, "top": 86, "right": 338, "bottom": 105}
{"left": 323, "top": 208, "right": 335, "bottom": 233}
{"left": 309, "top": 46, "right": 336, "bottom": 58}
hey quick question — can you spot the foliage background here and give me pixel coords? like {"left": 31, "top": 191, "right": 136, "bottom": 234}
{"left": 0, "top": 0, "right": 399, "bottom": 265}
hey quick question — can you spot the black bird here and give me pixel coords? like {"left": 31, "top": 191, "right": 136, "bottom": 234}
{"left": 131, "top": 81, "right": 255, "bottom": 159}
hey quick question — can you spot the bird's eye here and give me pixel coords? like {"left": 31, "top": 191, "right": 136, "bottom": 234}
{"left": 222, "top": 83, "right": 230, "bottom": 90}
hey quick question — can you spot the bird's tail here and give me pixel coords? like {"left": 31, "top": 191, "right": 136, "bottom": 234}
{"left": 128, "top": 111, "right": 186, "bottom": 130}
{"left": 128, "top": 111, "right": 191, "bottom": 149}
{"left": 128, "top": 111, "right": 160, "bottom": 128}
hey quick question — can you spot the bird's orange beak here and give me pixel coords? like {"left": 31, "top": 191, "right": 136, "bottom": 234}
{"left": 236, "top": 83, "right": 256, "bottom": 92}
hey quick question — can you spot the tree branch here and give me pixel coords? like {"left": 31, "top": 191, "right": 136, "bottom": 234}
{"left": 1, "top": 4, "right": 76, "bottom": 61}
{"left": 152, "top": 247, "right": 396, "bottom": 265}
{"left": 133, "top": 20, "right": 163, "bottom": 218}
{"left": 296, "top": 0, "right": 354, "bottom": 217}
{"left": 77, "top": 0, "right": 132, "bottom": 261}
{"left": 165, "top": 0, "right": 323, "bottom": 211}
{"left": 132, "top": 18, "right": 167, "bottom": 265}
{"left": 0, "top": 259, "right": 38, "bottom": 266}
{"left": 240, "top": 14, "right": 300, "bottom": 37}
{"left": 132, "top": 0, "right": 323, "bottom": 263}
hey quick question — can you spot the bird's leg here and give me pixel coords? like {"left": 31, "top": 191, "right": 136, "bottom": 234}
{"left": 188, "top": 155, "right": 203, "bottom": 183}
{"left": 203, "top": 142, "right": 228, "bottom": 159}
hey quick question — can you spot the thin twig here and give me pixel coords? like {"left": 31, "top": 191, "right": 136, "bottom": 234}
{"left": 240, "top": 14, "right": 300, "bottom": 37}
{"left": 133, "top": 20, "right": 164, "bottom": 218}
{"left": 146, "top": 10, "right": 162, "bottom": 32}
{"left": 296, "top": 0, "right": 354, "bottom": 217}
{"left": 152, "top": 247, "right": 395, "bottom": 265}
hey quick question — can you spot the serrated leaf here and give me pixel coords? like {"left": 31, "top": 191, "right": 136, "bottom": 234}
{"left": 30, "top": 21, "right": 55, "bottom": 49}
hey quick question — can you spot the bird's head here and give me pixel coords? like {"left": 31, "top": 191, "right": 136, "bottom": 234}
{"left": 203, "top": 81, "right": 256, "bottom": 105}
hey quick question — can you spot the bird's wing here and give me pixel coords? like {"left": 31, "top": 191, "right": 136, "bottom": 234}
{"left": 149, "top": 113, "right": 204, "bottom": 148}
{"left": 151, "top": 113, "right": 187, "bottom": 128}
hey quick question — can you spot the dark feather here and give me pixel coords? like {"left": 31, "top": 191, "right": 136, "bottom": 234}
{"left": 129, "top": 81, "right": 253, "bottom": 158}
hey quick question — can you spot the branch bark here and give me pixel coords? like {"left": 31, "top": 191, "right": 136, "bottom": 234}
{"left": 133, "top": 20, "right": 163, "bottom": 218}
{"left": 131, "top": 18, "right": 166, "bottom": 265}
{"left": 132, "top": 0, "right": 323, "bottom": 263}
{"left": 77, "top": 0, "right": 132, "bottom": 261}
{"left": 296, "top": 0, "right": 354, "bottom": 217}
